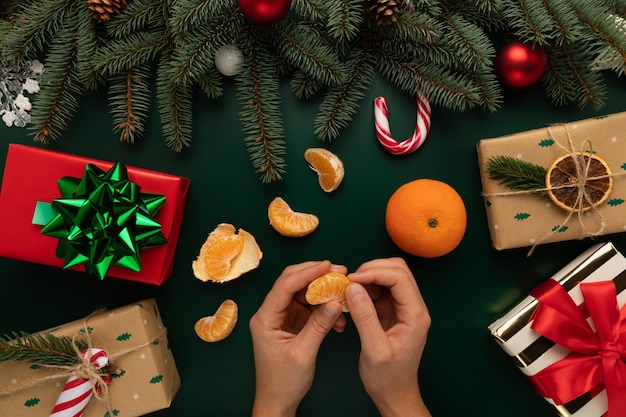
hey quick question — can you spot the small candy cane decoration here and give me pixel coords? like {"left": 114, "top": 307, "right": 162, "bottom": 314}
{"left": 374, "top": 93, "right": 431, "bottom": 155}
{"left": 49, "top": 348, "right": 111, "bottom": 417}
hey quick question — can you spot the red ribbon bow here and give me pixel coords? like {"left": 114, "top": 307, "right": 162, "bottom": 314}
{"left": 528, "top": 279, "right": 626, "bottom": 417}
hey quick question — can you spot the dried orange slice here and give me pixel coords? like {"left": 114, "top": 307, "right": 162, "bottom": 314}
{"left": 268, "top": 197, "right": 319, "bottom": 237}
{"left": 192, "top": 223, "right": 263, "bottom": 282}
{"left": 194, "top": 299, "right": 238, "bottom": 342}
{"left": 546, "top": 152, "right": 613, "bottom": 212}
{"left": 304, "top": 148, "right": 345, "bottom": 192}
{"left": 305, "top": 272, "right": 351, "bottom": 312}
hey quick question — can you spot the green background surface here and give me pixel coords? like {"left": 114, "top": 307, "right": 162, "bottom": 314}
{"left": 1, "top": 71, "right": 626, "bottom": 417}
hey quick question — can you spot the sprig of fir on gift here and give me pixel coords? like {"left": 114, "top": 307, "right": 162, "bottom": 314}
{"left": 485, "top": 155, "right": 547, "bottom": 196}
{"left": 0, "top": 0, "right": 624, "bottom": 183}
{"left": 0, "top": 331, "right": 116, "bottom": 375}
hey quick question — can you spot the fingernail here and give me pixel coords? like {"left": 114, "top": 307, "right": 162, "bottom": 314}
{"left": 347, "top": 284, "right": 365, "bottom": 302}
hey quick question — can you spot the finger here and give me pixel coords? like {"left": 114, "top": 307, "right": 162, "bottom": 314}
{"left": 353, "top": 257, "right": 407, "bottom": 273}
{"left": 261, "top": 261, "right": 333, "bottom": 315}
{"left": 332, "top": 312, "right": 347, "bottom": 333}
{"left": 348, "top": 260, "right": 425, "bottom": 310}
{"left": 294, "top": 301, "right": 342, "bottom": 353}
{"left": 346, "top": 283, "right": 389, "bottom": 353}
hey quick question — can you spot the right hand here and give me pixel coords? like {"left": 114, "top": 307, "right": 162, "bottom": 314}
{"left": 347, "top": 258, "right": 431, "bottom": 417}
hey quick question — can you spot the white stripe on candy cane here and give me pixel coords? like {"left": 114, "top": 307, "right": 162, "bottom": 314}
{"left": 49, "top": 348, "right": 109, "bottom": 417}
{"left": 374, "top": 92, "right": 431, "bottom": 155}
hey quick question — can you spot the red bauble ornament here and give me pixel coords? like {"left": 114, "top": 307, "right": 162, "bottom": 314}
{"left": 494, "top": 40, "right": 548, "bottom": 89}
{"left": 238, "top": 0, "right": 292, "bottom": 25}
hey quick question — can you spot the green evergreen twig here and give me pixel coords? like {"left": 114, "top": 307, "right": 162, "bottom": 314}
{"left": 1, "top": 0, "right": 624, "bottom": 182}
{"left": 0, "top": 331, "right": 87, "bottom": 367}
{"left": 485, "top": 155, "right": 547, "bottom": 195}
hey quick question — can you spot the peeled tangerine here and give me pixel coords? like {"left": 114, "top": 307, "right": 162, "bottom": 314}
{"left": 192, "top": 223, "right": 262, "bottom": 283}
{"left": 305, "top": 272, "right": 351, "bottom": 312}
{"left": 195, "top": 299, "right": 238, "bottom": 342}
{"left": 304, "top": 148, "right": 345, "bottom": 192}
{"left": 268, "top": 197, "right": 319, "bottom": 237}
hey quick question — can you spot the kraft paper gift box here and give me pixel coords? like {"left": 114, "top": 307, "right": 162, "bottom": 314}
{"left": 0, "top": 298, "right": 181, "bottom": 417}
{"left": 477, "top": 112, "right": 626, "bottom": 251}
{"left": 489, "top": 242, "right": 626, "bottom": 417}
{"left": 0, "top": 144, "right": 190, "bottom": 285}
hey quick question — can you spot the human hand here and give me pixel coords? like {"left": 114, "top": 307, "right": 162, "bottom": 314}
{"left": 249, "top": 260, "right": 348, "bottom": 417}
{"left": 347, "top": 258, "right": 431, "bottom": 417}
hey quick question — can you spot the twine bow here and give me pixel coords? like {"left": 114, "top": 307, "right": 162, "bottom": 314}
{"left": 483, "top": 123, "right": 626, "bottom": 255}
{"left": 49, "top": 345, "right": 113, "bottom": 417}
{"left": 528, "top": 279, "right": 626, "bottom": 417}
{"left": 43, "top": 316, "right": 116, "bottom": 417}
{"left": 0, "top": 309, "right": 169, "bottom": 416}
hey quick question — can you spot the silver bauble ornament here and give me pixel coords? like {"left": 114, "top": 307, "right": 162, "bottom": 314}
{"left": 214, "top": 44, "right": 244, "bottom": 77}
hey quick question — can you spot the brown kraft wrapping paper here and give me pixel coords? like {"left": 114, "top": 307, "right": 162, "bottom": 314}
{"left": 0, "top": 298, "right": 181, "bottom": 417}
{"left": 477, "top": 112, "right": 626, "bottom": 250}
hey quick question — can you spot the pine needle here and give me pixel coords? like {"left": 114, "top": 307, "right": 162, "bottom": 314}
{"left": 0, "top": 331, "right": 85, "bottom": 367}
{"left": 485, "top": 155, "right": 547, "bottom": 195}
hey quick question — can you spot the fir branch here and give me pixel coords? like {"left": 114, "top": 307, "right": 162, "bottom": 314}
{"left": 105, "top": 0, "right": 164, "bottom": 37}
{"left": 314, "top": 49, "right": 376, "bottom": 140}
{"left": 468, "top": 68, "right": 502, "bottom": 111}
{"left": 76, "top": 2, "right": 103, "bottom": 90}
{"left": 157, "top": 59, "right": 194, "bottom": 151}
{"left": 195, "top": 69, "right": 224, "bottom": 99}
{"left": 237, "top": 24, "right": 286, "bottom": 183}
{"left": 109, "top": 64, "right": 151, "bottom": 143}
{"left": 169, "top": 0, "right": 237, "bottom": 41}
{"left": 325, "top": 0, "right": 363, "bottom": 43}
{"left": 500, "top": 0, "right": 552, "bottom": 45}
{"left": 30, "top": 5, "right": 82, "bottom": 143}
{"left": 1, "top": 0, "right": 74, "bottom": 61}
{"left": 290, "top": 70, "right": 324, "bottom": 99}
{"left": 272, "top": 22, "right": 345, "bottom": 86}
{"left": 572, "top": 1, "right": 626, "bottom": 61}
{"left": 485, "top": 155, "right": 547, "bottom": 193}
{"left": 440, "top": 12, "right": 496, "bottom": 70}
{"left": 544, "top": 44, "right": 606, "bottom": 109}
{"left": 374, "top": 48, "right": 481, "bottom": 110}
{"left": 291, "top": 0, "right": 326, "bottom": 20}
{"left": 168, "top": 7, "right": 243, "bottom": 86}
{"left": 0, "top": 331, "right": 86, "bottom": 367}
{"left": 94, "top": 31, "right": 167, "bottom": 77}
{"left": 387, "top": 10, "right": 441, "bottom": 44}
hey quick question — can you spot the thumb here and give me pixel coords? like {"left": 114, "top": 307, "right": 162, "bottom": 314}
{"left": 346, "top": 283, "right": 387, "bottom": 351}
{"left": 296, "top": 302, "right": 342, "bottom": 352}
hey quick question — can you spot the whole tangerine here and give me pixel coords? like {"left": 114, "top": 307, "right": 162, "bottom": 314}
{"left": 385, "top": 179, "right": 467, "bottom": 258}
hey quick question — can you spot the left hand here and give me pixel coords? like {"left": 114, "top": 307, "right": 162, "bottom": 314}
{"left": 249, "top": 260, "right": 347, "bottom": 417}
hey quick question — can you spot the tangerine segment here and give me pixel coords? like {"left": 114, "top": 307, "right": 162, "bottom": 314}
{"left": 546, "top": 152, "right": 613, "bottom": 212}
{"left": 305, "top": 272, "right": 351, "bottom": 312}
{"left": 192, "top": 223, "right": 263, "bottom": 282}
{"left": 304, "top": 148, "right": 345, "bottom": 192}
{"left": 194, "top": 299, "right": 238, "bottom": 342}
{"left": 268, "top": 197, "right": 319, "bottom": 237}
{"left": 385, "top": 179, "right": 467, "bottom": 258}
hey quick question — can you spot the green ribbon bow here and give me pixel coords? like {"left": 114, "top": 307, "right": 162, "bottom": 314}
{"left": 38, "top": 163, "right": 167, "bottom": 280}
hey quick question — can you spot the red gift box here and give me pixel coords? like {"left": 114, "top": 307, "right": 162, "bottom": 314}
{"left": 0, "top": 144, "right": 190, "bottom": 285}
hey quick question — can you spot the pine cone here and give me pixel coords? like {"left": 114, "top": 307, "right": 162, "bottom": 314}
{"left": 366, "top": 0, "right": 400, "bottom": 26}
{"left": 87, "top": 0, "right": 128, "bottom": 23}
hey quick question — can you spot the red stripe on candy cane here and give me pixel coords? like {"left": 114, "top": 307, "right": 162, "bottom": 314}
{"left": 374, "top": 93, "right": 431, "bottom": 155}
{"left": 49, "top": 348, "right": 109, "bottom": 417}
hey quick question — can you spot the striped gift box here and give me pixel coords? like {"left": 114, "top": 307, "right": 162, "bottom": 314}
{"left": 489, "top": 242, "right": 626, "bottom": 417}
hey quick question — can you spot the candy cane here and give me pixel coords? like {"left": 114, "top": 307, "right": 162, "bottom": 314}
{"left": 49, "top": 348, "right": 111, "bottom": 417}
{"left": 374, "top": 93, "right": 431, "bottom": 155}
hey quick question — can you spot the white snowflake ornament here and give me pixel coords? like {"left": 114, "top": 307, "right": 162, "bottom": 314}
{"left": 0, "top": 59, "right": 44, "bottom": 128}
